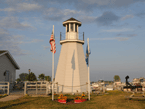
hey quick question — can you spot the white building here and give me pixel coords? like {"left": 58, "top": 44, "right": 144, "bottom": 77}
{"left": 0, "top": 50, "right": 20, "bottom": 89}
{"left": 55, "top": 18, "right": 88, "bottom": 93}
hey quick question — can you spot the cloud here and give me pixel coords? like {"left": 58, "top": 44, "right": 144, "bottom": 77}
{"left": 0, "top": 29, "right": 11, "bottom": 41}
{"left": 33, "top": 0, "right": 145, "bottom": 11}
{"left": 117, "top": 33, "right": 137, "bottom": 37}
{"left": 43, "top": 7, "right": 96, "bottom": 23}
{"left": 90, "top": 37, "right": 129, "bottom": 41}
{"left": 82, "top": 0, "right": 111, "bottom": 5}
{"left": 127, "top": 34, "right": 137, "bottom": 37}
{"left": 102, "top": 28, "right": 134, "bottom": 32}
{"left": 0, "top": 17, "right": 33, "bottom": 29}
{"left": 30, "top": 39, "right": 44, "bottom": 43}
{"left": 18, "top": 39, "right": 44, "bottom": 44}
{"left": 121, "top": 15, "right": 134, "bottom": 20}
{"left": 1, "top": 0, "right": 143, "bottom": 24}
{"left": 13, "top": 35, "right": 24, "bottom": 39}
{"left": 44, "top": 8, "right": 81, "bottom": 21}
{"left": 0, "top": 27, "right": 42, "bottom": 55}
{"left": 90, "top": 37, "right": 116, "bottom": 41}
{"left": 136, "top": 12, "right": 145, "bottom": 18}
{"left": 39, "top": 34, "right": 50, "bottom": 36}
{"left": 42, "top": 46, "right": 50, "bottom": 50}
{"left": 16, "top": 3, "right": 42, "bottom": 11}
{"left": 0, "top": 2, "right": 42, "bottom": 12}
{"left": 0, "top": 8, "right": 15, "bottom": 12}
{"left": 1, "top": 0, "right": 145, "bottom": 14}
{"left": 96, "top": 11, "right": 119, "bottom": 26}
{"left": 79, "top": 0, "right": 145, "bottom": 7}
{"left": 79, "top": 16, "right": 97, "bottom": 23}
{"left": 0, "top": 28, "right": 42, "bottom": 55}
{"left": 115, "top": 37, "right": 129, "bottom": 41}
{"left": 0, "top": 28, "right": 9, "bottom": 35}
{"left": 137, "top": 25, "right": 141, "bottom": 28}
{"left": 0, "top": 41, "right": 28, "bottom": 56}
{"left": 0, "top": 28, "right": 27, "bottom": 56}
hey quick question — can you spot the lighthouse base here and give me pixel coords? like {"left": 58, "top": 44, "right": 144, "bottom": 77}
{"left": 55, "top": 42, "right": 88, "bottom": 93}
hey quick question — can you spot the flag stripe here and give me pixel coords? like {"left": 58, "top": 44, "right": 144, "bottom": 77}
{"left": 49, "top": 33, "right": 56, "bottom": 53}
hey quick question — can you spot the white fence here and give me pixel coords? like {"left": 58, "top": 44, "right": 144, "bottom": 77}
{"left": 0, "top": 82, "right": 9, "bottom": 95}
{"left": 24, "top": 81, "right": 57, "bottom": 95}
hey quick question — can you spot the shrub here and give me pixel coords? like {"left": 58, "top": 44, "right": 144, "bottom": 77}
{"left": 4, "top": 94, "right": 7, "bottom": 96}
{"left": 25, "top": 94, "right": 29, "bottom": 96}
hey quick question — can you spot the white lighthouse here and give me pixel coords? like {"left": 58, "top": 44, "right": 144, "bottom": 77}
{"left": 55, "top": 18, "right": 88, "bottom": 93}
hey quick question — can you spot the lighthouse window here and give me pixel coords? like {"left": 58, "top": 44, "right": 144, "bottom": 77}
{"left": 75, "top": 24, "right": 77, "bottom": 32}
{"left": 71, "top": 23, "right": 73, "bottom": 31}
{"left": 67, "top": 23, "right": 69, "bottom": 32}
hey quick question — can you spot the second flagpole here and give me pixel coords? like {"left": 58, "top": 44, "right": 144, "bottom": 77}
{"left": 87, "top": 38, "right": 90, "bottom": 100}
{"left": 52, "top": 25, "right": 54, "bottom": 101}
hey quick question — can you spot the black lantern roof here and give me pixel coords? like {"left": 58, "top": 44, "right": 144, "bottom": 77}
{"left": 63, "top": 17, "right": 81, "bottom": 26}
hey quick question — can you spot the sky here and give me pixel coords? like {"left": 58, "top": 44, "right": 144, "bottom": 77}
{"left": 0, "top": 0, "right": 145, "bottom": 82}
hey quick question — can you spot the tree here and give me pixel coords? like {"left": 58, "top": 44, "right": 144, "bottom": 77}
{"left": 26, "top": 72, "right": 37, "bottom": 81}
{"left": 38, "top": 73, "right": 45, "bottom": 81}
{"left": 114, "top": 75, "right": 121, "bottom": 82}
{"left": 16, "top": 78, "right": 21, "bottom": 82}
{"left": 44, "top": 76, "right": 51, "bottom": 81}
{"left": 19, "top": 73, "right": 28, "bottom": 81}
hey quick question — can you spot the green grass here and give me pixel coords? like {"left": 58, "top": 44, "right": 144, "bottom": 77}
{"left": 0, "top": 94, "right": 7, "bottom": 99}
{"left": 0, "top": 96, "right": 4, "bottom": 98}
{"left": 0, "top": 91, "right": 145, "bottom": 109}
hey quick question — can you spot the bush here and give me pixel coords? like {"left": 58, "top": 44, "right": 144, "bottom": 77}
{"left": 25, "top": 94, "right": 29, "bottom": 97}
{"left": 4, "top": 94, "right": 8, "bottom": 96}
{"left": 16, "top": 78, "right": 21, "bottom": 82}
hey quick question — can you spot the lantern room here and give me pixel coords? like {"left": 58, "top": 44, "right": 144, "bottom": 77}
{"left": 63, "top": 17, "right": 81, "bottom": 32}
{"left": 60, "top": 17, "right": 84, "bottom": 45}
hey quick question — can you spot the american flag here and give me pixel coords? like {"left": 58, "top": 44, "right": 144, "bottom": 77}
{"left": 49, "top": 32, "right": 56, "bottom": 54}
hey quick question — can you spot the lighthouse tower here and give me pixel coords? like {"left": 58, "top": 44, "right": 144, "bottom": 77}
{"left": 55, "top": 18, "right": 88, "bottom": 93}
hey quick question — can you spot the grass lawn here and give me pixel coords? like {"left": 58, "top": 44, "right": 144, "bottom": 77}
{"left": 0, "top": 91, "right": 145, "bottom": 109}
{"left": 0, "top": 94, "right": 8, "bottom": 99}
{"left": 0, "top": 96, "right": 4, "bottom": 99}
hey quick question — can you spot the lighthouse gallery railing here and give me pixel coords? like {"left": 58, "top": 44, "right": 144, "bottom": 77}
{"left": 60, "top": 32, "right": 84, "bottom": 41}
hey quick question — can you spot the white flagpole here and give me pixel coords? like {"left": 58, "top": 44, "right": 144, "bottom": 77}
{"left": 52, "top": 25, "right": 54, "bottom": 101}
{"left": 87, "top": 38, "right": 90, "bottom": 100}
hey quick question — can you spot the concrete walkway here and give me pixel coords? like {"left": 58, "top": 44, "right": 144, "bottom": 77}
{"left": 0, "top": 95, "right": 24, "bottom": 102}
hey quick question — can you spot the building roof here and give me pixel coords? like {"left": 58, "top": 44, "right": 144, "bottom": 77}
{"left": 0, "top": 50, "right": 20, "bottom": 69}
{"left": 0, "top": 51, "right": 6, "bottom": 54}
{"left": 63, "top": 17, "right": 81, "bottom": 26}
